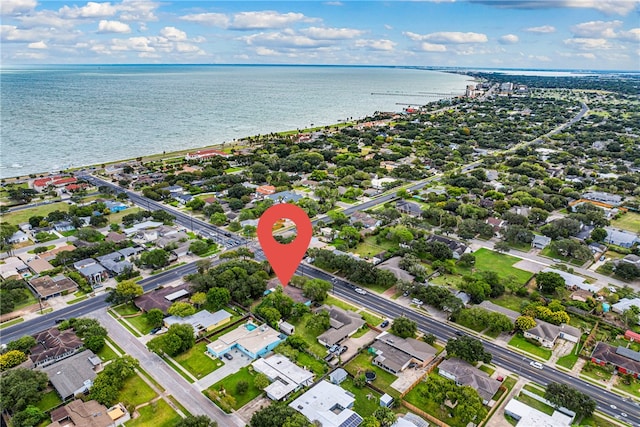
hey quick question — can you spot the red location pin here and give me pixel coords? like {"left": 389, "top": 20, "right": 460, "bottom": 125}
{"left": 257, "top": 203, "right": 312, "bottom": 287}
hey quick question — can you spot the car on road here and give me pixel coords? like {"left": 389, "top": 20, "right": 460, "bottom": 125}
{"left": 529, "top": 361, "right": 544, "bottom": 369}
{"left": 621, "top": 413, "right": 628, "bottom": 418}
{"left": 223, "top": 353, "right": 233, "bottom": 360}
{"left": 610, "top": 405, "right": 617, "bottom": 410}
{"left": 380, "top": 320, "right": 390, "bottom": 328}
{"left": 454, "top": 331, "right": 464, "bottom": 336}
{"left": 54, "top": 318, "right": 66, "bottom": 324}
{"left": 354, "top": 288, "right": 367, "bottom": 295}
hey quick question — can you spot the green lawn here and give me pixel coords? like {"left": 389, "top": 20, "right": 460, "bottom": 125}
{"left": 493, "top": 294, "right": 526, "bottom": 312}
{"left": 614, "top": 376, "right": 640, "bottom": 399}
{"left": 344, "top": 352, "right": 400, "bottom": 398}
{"left": 578, "top": 414, "right": 619, "bottom": 427}
{"left": 118, "top": 373, "right": 157, "bottom": 407}
{"left": 2, "top": 202, "right": 70, "bottom": 225}
{"left": 296, "top": 351, "right": 328, "bottom": 376}
{"left": 580, "top": 362, "right": 613, "bottom": 383}
{"left": 471, "top": 248, "right": 533, "bottom": 284}
{"left": 126, "top": 313, "right": 154, "bottom": 335}
{"left": 108, "top": 207, "right": 142, "bottom": 226}
{"left": 97, "top": 343, "right": 118, "bottom": 361}
{"left": 125, "top": 399, "right": 181, "bottom": 427}
{"left": 66, "top": 295, "right": 88, "bottom": 305}
{"left": 403, "top": 379, "right": 467, "bottom": 427}
{"left": 611, "top": 212, "right": 640, "bottom": 232}
{"left": 35, "top": 390, "right": 62, "bottom": 412}
{"left": 478, "top": 364, "right": 495, "bottom": 376}
{"left": 290, "top": 314, "right": 333, "bottom": 358}
{"left": 516, "top": 393, "right": 554, "bottom": 415}
{"left": 174, "top": 342, "right": 223, "bottom": 379}
{"left": 556, "top": 353, "right": 579, "bottom": 370}
{"left": 113, "top": 303, "right": 141, "bottom": 316}
{"left": 540, "top": 246, "right": 584, "bottom": 266}
{"left": 353, "top": 236, "right": 396, "bottom": 258}
{"left": 207, "top": 366, "right": 261, "bottom": 410}
{"left": 508, "top": 334, "right": 552, "bottom": 360}
{"left": 14, "top": 288, "right": 38, "bottom": 311}
{"left": 341, "top": 377, "right": 382, "bottom": 417}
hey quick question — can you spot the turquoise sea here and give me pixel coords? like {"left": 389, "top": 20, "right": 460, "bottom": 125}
{"left": 1, "top": 65, "right": 470, "bottom": 178}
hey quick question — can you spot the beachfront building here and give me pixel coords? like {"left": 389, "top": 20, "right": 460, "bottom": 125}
{"left": 206, "top": 321, "right": 284, "bottom": 360}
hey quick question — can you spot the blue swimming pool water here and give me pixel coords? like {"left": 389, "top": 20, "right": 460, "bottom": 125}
{"left": 245, "top": 324, "right": 257, "bottom": 331}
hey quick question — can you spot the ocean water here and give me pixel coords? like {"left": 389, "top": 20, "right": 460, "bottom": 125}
{"left": 1, "top": 65, "right": 470, "bottom": 179}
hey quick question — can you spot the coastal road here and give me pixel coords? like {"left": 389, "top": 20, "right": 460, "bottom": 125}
{"left": 299, "top": 263, "right": 640, "bottom": 425}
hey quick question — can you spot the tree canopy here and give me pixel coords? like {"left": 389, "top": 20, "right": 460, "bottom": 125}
{"left": 445, "top": 336, "right": 492, "bottom": 364}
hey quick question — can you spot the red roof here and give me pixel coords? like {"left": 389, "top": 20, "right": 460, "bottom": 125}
{"left": 52, "top": 177, "right": 77, "bottom": 186}
{"left": 33, "top": 177, "right": 53, "bottom": 187}
{"left": 625, "top": 330, "right": 640, "bottom": 341}
{"left": 256, "top": 185, "right": 276, "bottom": 195}
{"left": 65, "top": 184, "right": 85, "bottom": 191}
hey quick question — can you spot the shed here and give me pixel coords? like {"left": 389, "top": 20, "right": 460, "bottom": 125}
{"left": 329, "top": 368, "right": 348, "bottom": 385}
{"left": 380, "top": 393, "right": 393, "bottom": 408}
{"left": 279, "top": 321, "right": 295, "bottom": 335}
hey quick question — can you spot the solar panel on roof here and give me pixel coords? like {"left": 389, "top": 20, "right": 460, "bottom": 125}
{"left": 339, "top": 413, "right": 363, "bottom": 427}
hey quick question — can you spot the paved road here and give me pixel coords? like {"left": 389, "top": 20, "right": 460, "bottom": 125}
{"left": 90, "top": 309, "right": 244, "bottom": 426}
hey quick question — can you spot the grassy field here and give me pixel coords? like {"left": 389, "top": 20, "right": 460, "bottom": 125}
{"left": 3, "top": 202, "right": 70, "bottom": 225}
{"left": 296, "top": 351, "right": 327, "bottom": 376}
{"left": 471, "top": 248, "right": 533, "bottom": 284}
{"left": 516, "top": 392, "right": 554, "bottom": 415}
{"left": 14, "top": 288, "right": 38, "bottom": 311}
{"left": 353, "top": 236, "right": 396, "bottom": 258}
{"left": 108, "top": 206, "right": 142, "bottom": 225}
{"left": 118, "top": 373, "right": 157, "bottom": 407}
{"left": 580, "top": 362, "right": 613, "bottom": 383}
{"left": 344, "top": 352, "right": 400, "bottom": 398}
{"left": 174, "top": 342, "right": 223, "bottom": 380}
{"left": 578, "top": 414, "right": 619, "bottom": 427}
{"left": 125, "top": 399, "right": 181, "bottom": 427}
{"left": 97, "top": 343, "right": 118, "bottom": 361}
{"left": 35, "top": 390, "right": 62, "bottom": 412}
{"left": 404, "top": 379, "right": 467, "bottom": 427}
{"left": 611, "top": 212, "right": 640, "bottom": 232}
{"left": 325, "top": 295, "right": 382, "bottom": 326}
{"left": 208, "top": 366, "right": 261, "bottom": 410}
{"left": 341, "top": 377, "right": 382, "bottom": 417}
{"left": 614, "top": 376, "right": 640, "bottom": 399}
{"left": 508, "top": 334, "right": 552, "bottom": 360}
{"left": 127, "top": 313, "right": 154, "bottom": 335}
{"left": 113, "top": 302, "right": 141, "bottom": 316}
{"left": 493, "top": 294, "right": 526, "bottom": 312}
{"left": 556, "top": 353, "right": 579, "bottom": 370}
{"left": 540, "top": 246, "right": 584, "bottom": 266}
{"left": 290, "top": 313, "right": 333, "bottom": 358}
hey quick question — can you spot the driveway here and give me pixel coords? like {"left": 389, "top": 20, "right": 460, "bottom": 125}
{"left": 391, "top": 366, "right": 428, "bottom": 393}
{"left": 196, "top": 349, "right": 252, "bottom": 390}
{"left": 342, "top": 329, "right": 378, "bottom": 360}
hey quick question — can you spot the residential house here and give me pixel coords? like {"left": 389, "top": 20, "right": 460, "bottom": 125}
{"left": 391, "top": 413, "right": 430, "bottom": 427}
{"left": 256, "top": 185, "right": 276, "bottom": 196}
{"left": 396, "top": 200, "right": 423, "bottom": 217}
{"left": 604, "top": 227, "right": 640, "bottom": 248}
{"left": 53, "top": 221, "right": 75, "bottom": 232}
{"left": 370, "top": 332, "right": 437, "bottom": 374}
{"left": 376, "top": 257, "right": 414, "bottom": 283}
{"left": 267, "top": 191, "right": 303, "bottom": 204}
{"left": 155, "top": 231, "right": 189, "bottom": 248}
{"left": 100, "top": 259, "right": 133, "bottom": 275}
{"left": 523, "top": 321, "right": 581, "bottom": 348}
{"left": 317, "top": 306, "right": 366, "bottom": 347}
{"left": 541, "top": 267, "right": 599, "bottom": 293}
{"left": 40, "top": 350, "right": 102, "bottom": 400}
{"left": 118, "top": 246, "right": 144, "bottom": 259}
{"left": 582, "top": 191, "right": 623, "bottom": 206}
{"left": 134, "top": 283, "right": 191, "bottom": 314}
{"left": 0, "top": 256, "right": 30, "bottom": 279}
{"left": 591, "top": 342, "right": 640, "bottom": 378}
{"left": 164, "top": 309, "right": 231, "bottom": 335}
{"left": 122, "top": 220, "right": 163, "bottom": 236}
{"left": 30, "top": 328, "right": 83, "bottom": 368}
{"left": 105, "top": 232, "right": 127, "bottom": 243}
{"left": 206, "top": 322, "right": 284, "bottom": 359}
{"left": 26, "top": 257, "right": 55, "bottom": 275}
{"left": 289, "top": 381, "right": 363, "bottom": 427}
{"left": 426, "top": 235, "right": 470, "bottom": 260}
{"left": 531, "top": 235, "right": 552, "bottom": 250}
{"left": 486, "top": 217, "right": 506, "bottom": 237}
{"left": 371, "top": 177, "right": 397, "bottom": 190}
{"left": 621, "top": 254, "right": 640, "bottom": 266}
{"left": 252, "top": 354, "right": 314, "bottom": 401}
{"left": 504, "top": 399, "right": 572, "bottom": 427}
{"left": 611, "top": 298, "right": 640, "bottom": 315}
{"left": 75, "top": 259, "right": 108, "bottom": 286}
{"left": 104, "top": 201, "right": 128, "bottom": 213}
{"left": 624, "top": 330, "right": 640, "bottom": 342}
{"left": 438, "top": 358, "right": 501, "bottom": 405}
{"left": 329, "top": 368, "right": 348, "bottom": 385}
{"left": 185, "top": 149, "right": 230, "bottom": 160}
{"left": 350, "top": 211, "right": 381, "bottom": 230}
{"left": 97, "top": 252, "right": 124, "bottom": 265}
{"left": 49, "top": 399, "right": 123, "bottom": 427}
{"left": 8, "top": 230, "right": 28, "bottom": 244}
{"left": 478, "top": 301, "right": 520, "bottom": 322}
{"left": 29, "top": 275, "right": 78, "bottom": 299}
{"left": 174, "top": 193, "right": 194, "bottom": 205}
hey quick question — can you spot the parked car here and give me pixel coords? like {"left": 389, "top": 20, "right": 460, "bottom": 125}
{"left": 328, "top": 344, "right": 340, "bottom": 353}
{"left": 354, "top": 288, "right": 367, "bottom": 295}
{"left": 380, "top": 320, "right": 390, "bottom": 328}
{"left": 529, "top": 361, "right": 543, "bottom": 369}
{"left": 223, "top": 353, "right": 233, "bottom": 360}
{"left": 54, "top": 318, "right": 66, "bottom": 324}
{"left": 339, "top": 346, "right": 348, "bottom": 355}
{"left": 411, "top": 298, "right": 423, "bottom": 305}
{"left": 150, "top": 327, "right": 161, "bottom": 335}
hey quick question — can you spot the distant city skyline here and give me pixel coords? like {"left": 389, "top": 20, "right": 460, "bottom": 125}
{"left": 1, "top": 0, "right": 639, "bottom": 70}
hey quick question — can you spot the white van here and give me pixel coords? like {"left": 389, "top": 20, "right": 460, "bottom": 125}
{"left": 530, "top": 361, "right": 544, "bottom": 369}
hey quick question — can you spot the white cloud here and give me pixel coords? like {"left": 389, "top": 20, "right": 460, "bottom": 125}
{"left": 384, "top": 24, "right": 393, "bottom": 30}
{"left": 470, "top": 0, "right": 638, "bottom": 16}
{"left": 404, "top": 31, "right": 487, "bottom": 44}
{"left": 559, "top": 51, "right": 597, "bottom": 60}
{"left": 528, "top": 54, "right": 551, "bottom": 61}
{"left": 255, "top": 46, "right": 280, "bottom": 56}
{"left": 13, "top": 51, "right": 46, "bottom": 59}
{"left": 302, "top": 27, "right": 364, "bottom": 40}
{"left": 175, "top": 42, "right": 201, "bottom": 53}
{"left": 571, "top": 20, "right": 622, "bottom": 38}
{"left": 525, "top": 25, "right": 556, "bottom": 33}
{"left": 1, "top": 0, "right": 37, "bottom": 15}
{"left": 355, "top": 39, "right": 396, "bottom": 51}
{"left": 1, "top": 24, "right": 48, "bottom": 42}
{"left": 17, "top": 11, "right": 74, "bottom": 29}
{"left": 98, "top": 20, "right": 131, "bottom": 34}
{"left": 117, "top": 0, "right": 159, "bottom": 22}
{"left": 564, "top": 37, "right": 613, "bottom": 50}
{"left": 230, "top": 11, "right": 316, "bottom": 30}
{"left": 498, "top": 34, "right": 519, "bottom": 44}
{"left": 111, "top": 36, "right": 156, "bottom": 52}
{"left": 180, "top": 12, "right": 229, "bottom": 27}
{"left": 420, "top": 42, "right": 447, "bottom": 52}
{"left": 242, "top": 30, "right": 328, "bottom": 48}
{"left": 59, "top": 2, "right": 117, "bottom": 19}
{"left": 617, "top": 28, "right": 640, "bottom": 42}
{"left": 27, "top": 40, "right": 47, "bottom": 49}
{"left": 160, "top": 26, "right": 187, "bottom": 41}
{"left": 324, "top": 1, "right": 343, "bottom": 5}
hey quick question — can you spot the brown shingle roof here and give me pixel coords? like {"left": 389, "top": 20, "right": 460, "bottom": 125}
{"left": 134, "top": 282, "right": 191, "bottom": 314}
{"left": 30, "top": 328, "right": 82, "bottom": 367}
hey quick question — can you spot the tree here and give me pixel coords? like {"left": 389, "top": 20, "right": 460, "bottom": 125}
{"left": 7, "top": 336, "right": 36, "bottom": 353}
{"left": 373, "top": 407, "right": 396, "bottom": 427}
{"left": 457, "top": 253, "right": 476, "bottom": 267}
{"left": 445, "top": 336, "right": 492, "bottom": 364}
{"left": 168, "top": 301, "right": 196, "bottom": 318}
{"left": 146, "top": 308, "right": 165, "bottom": 328}
{"left": 616, "top": 263, "right": 640, "bottom": 281}
{"left": 390, "top": 316, "right": 418, "bottom": 339}
{"left": 590, "top": 227, "right": 607, "bottom": 242}
{"left": 306, "top": 310, "right": 330, "bottom": 332}
{"left": 189, "top": 240, "right": 209, "bottom": 256}
{"left": 259, "top": 306, "right": 282, "bottom": 327}
{"left": 147, "top": 323, "right": 195, "bottom": 356}
{"left": 515, "top": 315, "right": 537, "bottom": 331}
{"left": 250, "top": 403, "right": 312, "bottom": 427}
{"left": 11, "top": 405, "right": 47, "bottom": 427}
{"left": 254, "top": 373, "right": 270, "bottom": 390}
{"left": 494, "top": 241, "right": 511, "bottom": 253}
{"left": 544, "top": 382, "right": 596, "bottom": 419}
{"left": 0, "top": 350, "right": 27, "bottom": 371}
{"left": 360, "top": 417, "right": 381, "bottom": 427}
{"left": 174, "top": 415, "right": 218, "bottom": 427}
{"left": 110, "top": 279, "right": 143, "bottom": 304}
{"left": 69, "top": 317, "right": 107, "bottom": 353}
{"left": 140, "top": 248, "right": 170, "bottom": 269}
{"left": 191, "top": 292, "right": 207, "bottom": 308}
{"left": 536, "top": 271, "right": 565, "bottom": 294}
{"left": 206, "top": 287, "right": 231, "bottom": 310}
{"left": 302, "top": 279, "right": 331, "bottom": 303}
{"left": 622, "top": 305, "right": 640, "bottom": 329}
{"left": 0, "top": 368, "right": 48, "bottom": 412}
{"left": 487, "top": 312, "right": 514, "bottom": 333}
{"left": 423, "top": 333, "right": 437, "bottom": 345}
{"left": 236, "top": 380, "right": 249, "bottom": 394}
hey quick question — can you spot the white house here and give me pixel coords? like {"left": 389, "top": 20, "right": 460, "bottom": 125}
{"left": 253, "top": 354, "right": 314, "bottom": 401}
{"left": 289, "top": 381, "right": 363, "bottom": 427}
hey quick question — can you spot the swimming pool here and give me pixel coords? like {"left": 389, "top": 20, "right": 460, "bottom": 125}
{"left": 245, "top": 323, "right": 257, "bottom": 331}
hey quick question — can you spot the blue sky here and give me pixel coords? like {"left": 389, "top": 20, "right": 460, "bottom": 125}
{"left": 1, "top": 0, "right": 639, "bottom": 70}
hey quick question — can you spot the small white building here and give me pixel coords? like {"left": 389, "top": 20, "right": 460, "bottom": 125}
{"left": 253, "top": 354, "right": 314, "bottom": 401}
{"left": 289, "top": 381, "right": 363, "bottom": 427}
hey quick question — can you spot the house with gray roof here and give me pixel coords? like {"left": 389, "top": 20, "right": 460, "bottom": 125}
{"left": 477, "top": 301, "right": 520, "bottom": 323}
{"left": 266, "top": 191, "right": 303, "bottom": 204}
{"left": 438, "top": 357, "right": 501, "bottom": 405}
{"left": 523, "top": 321, "right": 581, "bottom": 348}
{"left": 289, "top": 381, "right": 363, "bottom": 427}
{"left": 371, "top": 332, "right": 437, "bottom": 374}
{"left": 329, "top": 368, "right": 348, "bottom": 385}
{"left": 582, "top": 191, "right": 623, "bottom": 206}
{"left": 541, "top": 267, "right": 599, "bottom": 293}
{"left": 531, "top": 234, "right": 552, "bottom": 249}
{"left": 164, "top": 309, "right": 232, "bottom": 335}
{"left": 317, "top": 306, "right": 365, "bottom": 347}
{"left": 40, "top": 350, "right": 101, "bottom": 400}
{"left": 604, "top": 227, "right": 639, "bottom": 248}
{"left": 252, "top": 354, "right": 314, "bottom": 401}
{"left": 396, "top": 200, "right": 423, "bottom": 217}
